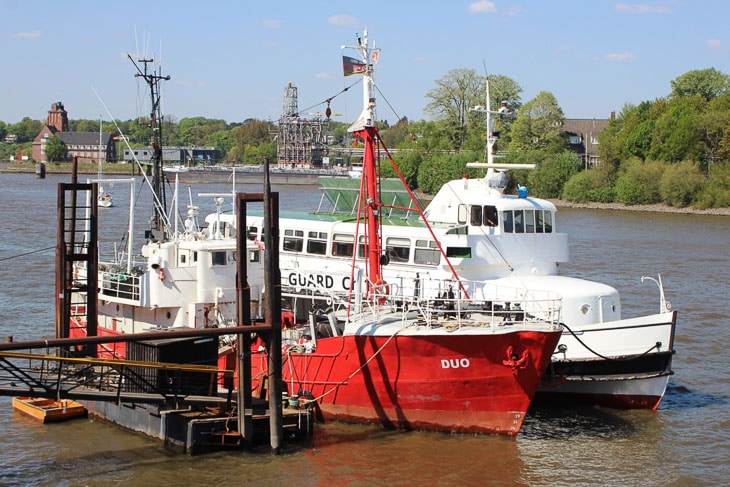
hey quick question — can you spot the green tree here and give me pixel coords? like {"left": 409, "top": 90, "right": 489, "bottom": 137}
{"left": 614, "top": 159, "right": 667, "bottom": 205}
{"left": 659, "top": 161, "right": 705, "bottom": 207}
{"left": 8, "top": 117, "right": 42, "bottom": 142}
{"left": 44, "top": 134, "right": 67, "bottom": 162}
{"left": 670, "top": 68, "right": 730, "bottom": 102}
{"left": 416, "top": 151, "right": 476, "bottom": 194}
{"left": 563, "top": 169, "right": 615, "bottom": 203}
{"left": 648, "top": 96, "right": 705, "bottom": 162}
{"left": 509, "top": 91, "right": 567, "bottom": 154}
{"left": 425, "top": 68, "right": 484, "bottom": 150}
{"left": 526, "top": 151, "right": 581, "bottom": 198}
{"left": 398, "top": 120, "right": 453, "bottom": 155}
{"left": 381, "top": 150, "right": 423, "bottom": 188}
{"left": 694, "top": 161, "right": 730, "bottom": 208}
{"left": 380, "top": 117, "right": 410, "bottom": 148}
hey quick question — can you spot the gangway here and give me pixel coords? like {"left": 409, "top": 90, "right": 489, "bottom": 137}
{"left": 0, "top": 326, "right": 270, "bottom": 406}
{"left": 0, "top": 350, "right": 231, "bottom": 406}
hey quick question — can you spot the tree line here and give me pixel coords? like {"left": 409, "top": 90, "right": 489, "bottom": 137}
{"left": 2, "top": 67, "right": 728, "bottom": 208}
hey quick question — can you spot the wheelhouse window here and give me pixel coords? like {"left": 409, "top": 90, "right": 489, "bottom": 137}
{"left": 307, "top": 231, "right": 328, "bottom": 255}
{"left": 211, "top": 251, "right": 227, "bottom": 266}
{"left": 502, "top": 209, "right": 553, "bottom": 233}
{"left": 386, "top": 237, "right": 410, "bottom": 263}
{"left": 544, "top": 211, "right": 553, "bottom": 233}
{"left": 457, "top": 204, "right": 468, "bottom": 224}
{"left": 483, "top": 205, "right": 498, "bottom": 227}
{"left": 470, "top": 205, "right": 482, "bottom": 226}
{"left": 414, "top": 240, "right": 440, "bottom": 266}
{"left": 535, "top": 211, "right": 545, "bottom": 233}
{"left": 331, "top": 233, "right": 354, "bottom": 257}
{"left": 503, "top": 211, "right": 514, "bottom": 233}
{"left": 282, "top": 229, "right": 304, "bottom": 252}
{"left": 513, "top": 210, "right": 525, "bottom": 233}
{"left": 525, "top": 210, "right": 535, "bottom": 233}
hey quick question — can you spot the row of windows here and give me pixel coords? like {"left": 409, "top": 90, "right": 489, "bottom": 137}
{"left": 503, "top": 209, "right": 553, "bottom": 233}
{"left": 67, "top": 145, "right": 106, "bottom": 150}
{"left": 253, "top": 227, "right": 442, "bottom": 267}
{"left": 460, "top": 205, "right": 554, "bottom": 234}
{"left": 179, "top": 249, "right": 260, "bottom": 267}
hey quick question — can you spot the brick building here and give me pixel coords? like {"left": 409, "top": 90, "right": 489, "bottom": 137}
{"left": 32, "top": 102, "right": 116, "bottom": 163}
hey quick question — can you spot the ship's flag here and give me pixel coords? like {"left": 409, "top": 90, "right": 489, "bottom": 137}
{"left": 343, "top": 56, "right": 367, "bottom": 76}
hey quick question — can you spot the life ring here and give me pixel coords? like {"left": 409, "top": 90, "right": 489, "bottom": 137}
{"left": 373, "top": 280, "right": 389, "bottom": 304}
{"left": 158, "top": 268, "right": 166, "bottom": 281}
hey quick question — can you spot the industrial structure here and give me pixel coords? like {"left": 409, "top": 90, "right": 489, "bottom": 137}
{"left": 276, "top": 82, "right": 330, "bottom": 167}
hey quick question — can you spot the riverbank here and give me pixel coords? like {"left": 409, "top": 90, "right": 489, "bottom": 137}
{"left": 0, "top": 161, "right": 136, "bottom": 175}
{"left": 550, "top": 199, "right": 730, "bottom": 216}
{"left": 3, "top": 163, "right": 728, "bottom": 215}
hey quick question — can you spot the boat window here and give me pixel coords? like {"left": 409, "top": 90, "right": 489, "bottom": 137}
{"left": 503, "top": 211, "right": 514, "bottom": 233}
{"left": 357, "top": 235, "right": 366, "bottom": 258}
{"left": 386, "top": 237, "right": 410, "bottom": 263}
{"left": 249, "top": 249, "right": 260, "bottom": 263}
{"left": 544, "top": 211, "right": 553, "bottom": 233}
{"left": 525, "top": 210, "right": 535, "bottom": 233}
{"left": 513, "top": 210, "right": 525, "bottom": 233}
{"left": 446, "top": 226, "right": 468, "bottom": 235}
{"left": 211, "top": 251, "right": 227, "bottom": 266}
{"left": 414, "top": 240, "right": 440, "bottom": 266}
{"left": 246, "top": 226, "right": 258, "bottom": 241}
{"left": 283, "top": 229, "right": 304, "bottom": 252}
{"left": 180, "top": 253, "right": 187, "bottom": 265}
{"left": 535, "top": 211, "right": 544, "bottom": 233}
{"left": 457, "top": 204, "right": 468, "bottom": 224}
{"left": 331, "top": 233, "right": 354, "bottom": 257}
{"left": 470, "top": 205, "right": 482, "bottom": 226}
{"left": 307, "top": 231, "right": 328, "bottom": 255}
{"left": 483, "top": 205, "right": 498, "bottom": 227}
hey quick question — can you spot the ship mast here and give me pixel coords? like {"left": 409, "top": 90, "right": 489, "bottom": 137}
{"left": 129, "top": 54, "right": 170, "bottom": 234}
{"left": 343, "top": 30, "right": 384, "bottom": 295}
{"left": 468, "top": 76, "right": 535, "bottom": 177}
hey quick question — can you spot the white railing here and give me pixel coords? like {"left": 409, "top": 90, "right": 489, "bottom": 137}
{"left": 283, "top": 274, "right": 562, "bottom": 331}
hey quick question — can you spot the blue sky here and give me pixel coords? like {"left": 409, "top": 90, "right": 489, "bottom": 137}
{"left": 2, "top": 0, "right": 728, "bottom": 126}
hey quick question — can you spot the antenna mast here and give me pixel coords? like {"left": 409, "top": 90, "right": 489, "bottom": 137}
{"left": 129, "top": 54, "right": 170, "bottom": 233}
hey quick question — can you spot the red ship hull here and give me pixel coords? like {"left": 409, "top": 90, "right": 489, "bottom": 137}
{"left": 253, "top": 329, "right": 561, "bottom": 436}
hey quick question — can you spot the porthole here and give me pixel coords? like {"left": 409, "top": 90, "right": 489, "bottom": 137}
{"left": 580, "top": 304, "right": 591, "bottom": 315}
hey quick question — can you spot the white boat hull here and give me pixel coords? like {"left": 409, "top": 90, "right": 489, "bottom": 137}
{"left": 536, "top": 370, "right": 671, "bottom": 410}
{"left": 536, "top": 310, "right": 677, "bottom": 409}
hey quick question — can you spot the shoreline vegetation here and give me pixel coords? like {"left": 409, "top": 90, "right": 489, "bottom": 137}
{"left": 548, "top": 199, "right": 730, "bottom": 216}
{"left": 3, "top": 162, "right": 728, "bottom": 216}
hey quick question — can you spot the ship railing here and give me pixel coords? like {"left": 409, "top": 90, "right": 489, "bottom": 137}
{"left": 98, "top": 265, "right": 143, "bottom": 303}
{"left": 366, "top": 276, "right": 563, "bottom": 331}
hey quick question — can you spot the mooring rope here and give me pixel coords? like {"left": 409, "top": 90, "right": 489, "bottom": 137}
{"left": 297, "top": 322, "right": 408, "bottom": 405}
{"left": 560, "top": 322, "right": 661, "bottom": 362}
{"left": 0, "top": 246, "right": 55, "bottom": 262}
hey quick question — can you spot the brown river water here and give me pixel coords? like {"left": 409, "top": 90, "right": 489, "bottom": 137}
{"left": 0, "top": 173, "right": 727, "bottom": 486}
